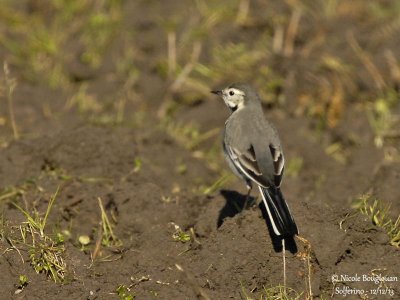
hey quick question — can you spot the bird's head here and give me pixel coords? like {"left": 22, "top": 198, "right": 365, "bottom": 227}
{"left": 211, "top": 83, "right": 260, "bottom": 112}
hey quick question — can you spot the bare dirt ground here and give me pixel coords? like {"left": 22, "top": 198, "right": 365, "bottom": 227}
{"left": 1, "top": 1, "right": 400, "bottom": 299}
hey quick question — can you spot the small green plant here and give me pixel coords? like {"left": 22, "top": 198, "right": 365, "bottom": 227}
{"left": 172, "top": 223, "right": 191, "bottom": 243}
{"left": 28, "top": 240, "right": 66, "bottom": 283}
{"left": 352, "top": 194, "right": 400, "bottom": 247}
{"left": 14, "top": 274, "right": 29, "bottom": 294}
{"left": 18, "top": 274, "right": 28, "bottom": 287}
{"left": 133, "top": 158, "right": 142, "bottom": 173}
{"left": 116, "top": 284, "right": 135, "bottom": 300}
{"left": 367, "top": 91, "right": 399, "bottom": 148}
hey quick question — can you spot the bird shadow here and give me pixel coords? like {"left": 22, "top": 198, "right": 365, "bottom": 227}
{"left": 217, "top": 189, "right": 256, "bottom": 228}
{"left": 218, "top": 189, "right": 298, "bottom": 254}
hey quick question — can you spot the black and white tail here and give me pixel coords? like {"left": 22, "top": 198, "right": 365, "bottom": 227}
{"left": 258, "top": 186, "right": 298, "bottom": 236}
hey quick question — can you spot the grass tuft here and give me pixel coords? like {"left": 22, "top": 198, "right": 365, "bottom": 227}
{"left": 0, "top": 0, "right": 123, "bottom": 88}
{"left": 352, "top": 194, "right": 400, "bottom": 247}
{"left": 97, "top": 197, "right": 122, "bottom": 247}
{"left": 12, "top": 186, "right": 68, "bottom": 282}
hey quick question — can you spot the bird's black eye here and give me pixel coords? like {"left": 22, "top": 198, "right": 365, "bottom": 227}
{"left": 229, "top": 91, "right": 234, "bottom": 96}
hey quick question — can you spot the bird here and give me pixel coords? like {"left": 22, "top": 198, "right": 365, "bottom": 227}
{"left": 211, "top": 83, "right": 298, "bottom": 237}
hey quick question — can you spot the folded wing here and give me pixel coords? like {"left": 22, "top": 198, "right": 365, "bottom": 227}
{"left": 226, "top": 143, "right": 284, "bottom": 188}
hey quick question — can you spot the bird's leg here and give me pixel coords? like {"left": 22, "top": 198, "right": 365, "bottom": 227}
{"left": 244, "top": 183, "right": 252, "bottom": 209}
{"left": 282, "top": 238, "right": 287, "bottom": 293}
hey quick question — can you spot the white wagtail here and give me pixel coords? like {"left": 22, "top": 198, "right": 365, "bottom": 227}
{"left": 212, "top": 83, "right": 298, "bottom": 237}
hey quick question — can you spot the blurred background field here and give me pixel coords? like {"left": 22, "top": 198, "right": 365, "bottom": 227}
{"left": 0, "top": 0, "right": 399, "bottom": 299}
{"left": 1, "top": 0, "right": 399, "bottom": 128}
{"left": 0, "top": 0, "right": 399, "bottom": 171}
{"left": 1, "top": 0, "right": 400, "bottom": 161}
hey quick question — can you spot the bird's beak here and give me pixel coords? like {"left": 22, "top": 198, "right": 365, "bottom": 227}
{"left": 211, "top": 90, "right": 222, "bottom": 96}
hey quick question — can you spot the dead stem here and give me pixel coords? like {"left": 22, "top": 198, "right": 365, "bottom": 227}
{"left": 90, "top": 222, "right": 103, "bottom": 266}
{"left": 167, "top": 31, "right": 177, "bottom": 78}
{"left": 284, "top": 8, "right": 302, "bottom": 57}
{"left": 3, "top": 62, "right": 19, "bottom": 140}
{"left": 235, "top": 0, "right": 250, "bottom": 25}
{"left": 273, "top": 25, "right": 285, "bottom": 54}
{"left": 347, "top": 31, "right": 386, "bottom": 92}
{"left": 384, "top": 49, "right": 400, "bottom": 85}
{"left": 158, "top": 41, "right": 202, "bottom": 118}
{"left": 296, "top": 235, "right": 313, "bottom": 299}
{"left": 170, "top": 41, "right": 202, "bottom": 93}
